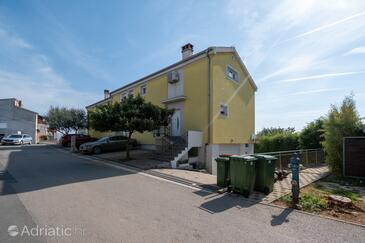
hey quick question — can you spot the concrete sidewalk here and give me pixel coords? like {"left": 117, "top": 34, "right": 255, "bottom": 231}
{"left": 151, "top": 165, "right": 330, "bottom": 204}
{"left": 87, "top": 148, "right": 330, "bottom": 204}
{"left": 250, "top": 165, "right": 330, "bottom": 204}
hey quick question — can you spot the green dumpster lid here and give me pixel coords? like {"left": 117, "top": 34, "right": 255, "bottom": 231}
{"left": 254, "top": 154, "right": 277, "bottom": 160}
{"left": 215, "top": 157, "right": 229, "bottom": 161}
{"left": 219, "top": 154, "right": 237, "bottom": 157}
{"left": 231, "top": 155, "right": 257, "bottom": 161}
{"left": 242, "top": 155, "right": 258, "bottom": 161}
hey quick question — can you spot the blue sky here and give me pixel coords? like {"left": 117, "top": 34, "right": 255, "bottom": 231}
{"left": 0, "top": 0, "right": 364, "bottom": 131}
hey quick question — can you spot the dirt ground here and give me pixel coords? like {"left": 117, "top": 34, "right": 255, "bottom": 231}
{"left": 273, "top": 177, "right": 365, "bottom": 225}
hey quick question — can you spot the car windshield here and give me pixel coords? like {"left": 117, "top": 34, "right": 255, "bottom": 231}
{"left": 9, "top": 135, "right": 22, "bottom": 138}
{"left": 97, "top": 137, "right": 109, "bottom": 142}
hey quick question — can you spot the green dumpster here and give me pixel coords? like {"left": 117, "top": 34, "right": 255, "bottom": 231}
{"left": 215, "top": 157, "right": 230, "bottom": 187}
{"left": 254, "top": 155, "right": 277, "bottom": 194}
{"left": 230, "top": 155, "right": 257, "bottom": 197}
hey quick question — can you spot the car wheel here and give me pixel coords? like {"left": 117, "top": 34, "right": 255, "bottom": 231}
{"left": 93, "top": 146, "right": 102, "bottom": 154}
{"left": 20, "top": 141, "right": 24, "bottom": 145}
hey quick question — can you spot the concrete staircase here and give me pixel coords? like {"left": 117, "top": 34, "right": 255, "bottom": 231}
{"left": 154, "top": 136, "right": 187, "bottom": 164}
{"left": 154, "top": 131, "right": 203, "bottom": 168}
{"left": 153, "top": 143, "right": 187, "bottom": 162}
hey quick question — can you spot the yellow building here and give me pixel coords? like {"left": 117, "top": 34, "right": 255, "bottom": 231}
{"left": 86, "top": 44, "right": 257, "bottom": 175}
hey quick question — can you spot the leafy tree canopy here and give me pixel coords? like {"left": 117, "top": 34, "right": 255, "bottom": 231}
{"left": 299, "top": 118, "right": 325, "bottom": 149}
{"left": 46, "top": 106, "right": 87, "bottom": 135}
{"left": 257, "top": 127, "right": 296, "bottom": 137}
{"left": 89, "top": 95, "right": 172, "bottom": 158}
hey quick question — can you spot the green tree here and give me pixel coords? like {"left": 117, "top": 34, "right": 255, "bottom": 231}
{"left": 46, "top": 106, "right": 87, "bottom": 135}
{"left": 322, "top": 95, "right": 363, "bottom": 173}
{"left": 255, "top": 127, "right": 299, "bottom": 153}
{"left": 89, "top": 95, "right": 172, "bottom": 159}
{"left": 70, "top": 108, "right": 88, "bottom": 132}
{"left": 257, "top": 127, "right": 295, "bottom": 137}
{"left": 299, "top": 118, "right": 324, "bottom": 149}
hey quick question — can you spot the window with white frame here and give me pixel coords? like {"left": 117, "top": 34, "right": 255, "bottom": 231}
{"left": 219, "top": 104, "right": 228, "bottom": 117}
{"left": 140, "top": 84, "right": 147, "bottom": 96}
{"left": 226, "top": 66, "right": 239, "bottom": 83}
{"left": 120, "top": 93, "right": 128, "bottom": 102}
{"left": 128, "top": 89, "right": 134, "bottom": 97}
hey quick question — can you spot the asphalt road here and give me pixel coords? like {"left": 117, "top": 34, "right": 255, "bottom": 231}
{"left": 0, "top": 145, "right": 364, "bottom": 243}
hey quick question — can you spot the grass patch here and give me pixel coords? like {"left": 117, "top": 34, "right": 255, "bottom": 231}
{"left": 313, "top": 182, "right": 361, "bottom": 202}
{"left": 276, "top": 177, "right": 365, "bottom": 225}
{"left": 281, "top": 191, "right": 328, "bottom": 213}
{"left": 279, "top": 184, "right": 360, "bottom": 213}
{"left": 327, "top": 188, "right": 360, "bottom": 202}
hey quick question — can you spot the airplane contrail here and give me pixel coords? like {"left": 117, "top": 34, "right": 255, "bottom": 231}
{"left": 283, "top": 10, "right": 365, "bottom": 42}
{"left": 278, "top": 71, "right": 365, "bottom": 83}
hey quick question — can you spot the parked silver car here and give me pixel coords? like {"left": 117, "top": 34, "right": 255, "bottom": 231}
{"left": 1, "top": 134, "right": 33, "bottom": 145}
{"left": 79, "top": 136, "right": 137, "bottom": 154}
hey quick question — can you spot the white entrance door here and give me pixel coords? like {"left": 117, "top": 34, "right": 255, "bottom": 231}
{"left": 171, "top": 110, "right": 181, "bottom": 136}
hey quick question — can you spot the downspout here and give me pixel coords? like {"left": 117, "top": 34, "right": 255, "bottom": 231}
{"left": 207, "top": 48, "right": 212, "bottom": 144}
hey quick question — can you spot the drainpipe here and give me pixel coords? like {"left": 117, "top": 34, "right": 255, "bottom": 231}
{"left": 207, "top": 48, "right": 212, "bottom": 144}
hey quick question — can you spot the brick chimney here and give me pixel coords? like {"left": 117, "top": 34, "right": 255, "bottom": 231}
{"left": 181, "top": 43, "right": 193, "bottom": 60}
{"left": 104, "top": 89, "right": 110, "bottom": 99}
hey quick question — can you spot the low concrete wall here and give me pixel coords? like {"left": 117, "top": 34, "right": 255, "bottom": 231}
{"left": 204, "top": 144, "right": 254, "bottom": 175}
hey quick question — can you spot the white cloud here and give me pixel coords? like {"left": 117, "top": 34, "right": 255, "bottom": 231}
{"left": 227, "top": 0, "right": 365, "bottom": 73}
{"left": 344, "top": 46, "right": 365, "bottom": 55}
{"left": 227, "top": 0, "right": 365, "bottom": 130}
{"left": 281, "top": 10, "right": 365, "bottom": 43}
{"left": 257, "top": 55, "right": 320, "bottom": 83}
{"left": 290, "top": 88, "right": 342, "bottom": 96}
{"left": 0, "top": 25, "right": 99, "bottom": 114}
{"left": 21, "top": 2, "right": 115, "bottom": 84}
{"left": 277, "top": 71, "right": 365, "bottom": 83}
{"left": 0, "top": 25, "right": 33, "bottom": 49}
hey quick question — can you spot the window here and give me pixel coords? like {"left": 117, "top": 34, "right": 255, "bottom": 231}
{"left": 140, "top": 85, "right": 147, "bottom": 96}
{"left": 219, "top": 104, "right": 228, "bottom": 117}
{"left": 128, "top": 89, "right": 134, "bottom": 97}
{"left": 120, "top": 93, "right": 127, "bottom": 102}
{"left": 227, "top": 66, "right": 239, "bottom": 83}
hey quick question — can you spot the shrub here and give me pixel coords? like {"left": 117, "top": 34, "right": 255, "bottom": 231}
{"left": 282, "top": 192, "right": 328, "bottom": 212}
{"left": 299, "top": 118, "right": 324, "bottom": 149}
{"left": 255, "top": 132, "right": 299, "bottom": 153}
{"left": 299, "top": 192, "right": 328, "bottom": 212}
{"left": 322, "top": 95, "right": 363, "bottom": 173}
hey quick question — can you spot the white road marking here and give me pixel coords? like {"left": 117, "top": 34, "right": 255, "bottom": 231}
{"left": 52, "top": 147, "right": 212, "bottom": 194}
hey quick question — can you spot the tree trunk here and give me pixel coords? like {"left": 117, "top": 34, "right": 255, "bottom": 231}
{"left": 126, "top": 131, "right": 133, "bottom": 159}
